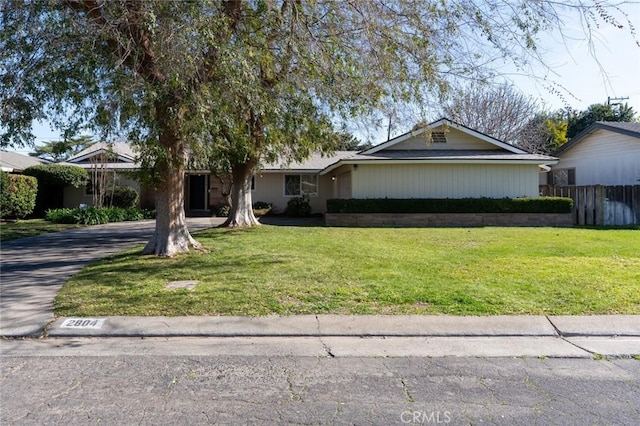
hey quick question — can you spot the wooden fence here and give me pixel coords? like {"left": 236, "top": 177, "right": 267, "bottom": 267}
{"left": 539, "top": 185, "right": 640, "bottom": 226}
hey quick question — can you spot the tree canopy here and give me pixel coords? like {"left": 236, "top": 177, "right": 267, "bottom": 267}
{"left": 440, "top": 83, "right": 539, "bottom": 144}
{"left": 1, "top": 0, "right": 637, "bottom": 255}
{"left": 567, "top": 103, "right": 636, "bottom": 139}
{"left": 29, "top": 135, "right": 94, "bottom": 162}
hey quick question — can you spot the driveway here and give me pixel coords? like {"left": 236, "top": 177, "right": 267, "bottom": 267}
{"left": 0, "top": 218, "right": 221, "bottom": 337}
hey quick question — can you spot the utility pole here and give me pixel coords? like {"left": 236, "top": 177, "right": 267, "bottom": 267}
{"left": 607, "top": 96, "right": 629, "bottom": 105}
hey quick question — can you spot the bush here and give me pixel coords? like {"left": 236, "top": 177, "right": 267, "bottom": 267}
{"left": 326, "top": 197, "right": 573, "bottom": 214}
{"left": 23, "top": 164, "right": 88, "bottom": 215}
{"left": 252, "top": 201, "right": 273, "bottom": 217}
{"left": 45, "top": 208, "right": 76, "bottom": 224}
{"left": 45, "top": 207, "right": 154, "bottom": 224}
{"left": 285, "top": 195, "right": 312, "bottom": 217}
{"left": 104, "top": 185, "right": 139, "bottom": 208}
{"left": 73, "top": 206, "right": 110, "bottom": 225}
{"left": 0, "top": 173, "right": 38, "bottom": 219}
{"left": 213, "top": 203, "right": 230, "bottom": 217}
{"left": 22, "top": 164, "right": 87, "bottom": 188}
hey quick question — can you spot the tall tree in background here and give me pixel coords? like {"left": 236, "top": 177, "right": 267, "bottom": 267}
{"left": 2, "top": 1, "right": 638, "bottom": 255}
{"left": 567, "top": 103, "right": 636, "bottom": 139}
{"left": 441, "top": 83, "right": 539, "bottom": 144}
{"left": 30, "top": 135, "right": 94, "bottom": 162}
{"left": 517, "top": 111, "right": 569, "bottom": 154}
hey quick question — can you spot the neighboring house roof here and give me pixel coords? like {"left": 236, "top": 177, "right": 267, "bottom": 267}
{"left": 0, "top": 150, "right": 47, "bottom": 172}
{"left": 554, "top": 121, "right": 640, "bottom": 155}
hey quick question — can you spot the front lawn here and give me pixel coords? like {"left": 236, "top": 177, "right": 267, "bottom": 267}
{"left": 1, "top": 219, "right": 81, "bottom": 242}
{"left": 55, "top": 226, "right": 640, "bottom": 316}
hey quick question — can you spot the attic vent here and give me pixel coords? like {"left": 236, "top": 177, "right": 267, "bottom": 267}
{"left": 430, "top": 132, "right": 447, "bottom": 143}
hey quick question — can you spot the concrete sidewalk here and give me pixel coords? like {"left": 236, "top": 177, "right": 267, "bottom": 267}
{"left": 39, "top": 314, "right": 640, "bottom": 358}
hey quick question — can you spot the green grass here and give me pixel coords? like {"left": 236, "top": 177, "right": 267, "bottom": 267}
{"left": 1, "top": 219, "right": 81, "bottom": 242}
{"left": 55, "top": 226, "right": 640, "bottom": 316}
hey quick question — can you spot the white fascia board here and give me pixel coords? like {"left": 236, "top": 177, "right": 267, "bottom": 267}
{"left": 69, "top": 149, "right": 135, "bottom": 164}
{"left": 321, "top": 158, "right": 557, "bottom": 174}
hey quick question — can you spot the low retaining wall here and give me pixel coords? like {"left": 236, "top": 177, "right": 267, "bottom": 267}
{"left": 324, "top": 213, "right": 573, "bottom": 227}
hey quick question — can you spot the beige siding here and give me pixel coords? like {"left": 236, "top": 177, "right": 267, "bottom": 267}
{"left": 253, "top": 172, "right": 334, "bottom": 213}
{"left": 391, "top": 127, "right": 500, "bottom": 151}
{"left": 352, "top": 163, "right": 539, "bottom": 199}
{"left": 554, "top": 129, "right": 640, "bottom": 185}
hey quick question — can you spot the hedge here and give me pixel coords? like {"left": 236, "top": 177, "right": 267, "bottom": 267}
{"left": 23, "top": 164, "right": 88, "bottom": 188}
{"left": 104, "top": 185, "right": 139, "bottom": 208}
{"left": 326, "top": 197, "right": 573, "bottom": 214}
{"left": 0, "top": 172, "right": 38, "bottom": 219}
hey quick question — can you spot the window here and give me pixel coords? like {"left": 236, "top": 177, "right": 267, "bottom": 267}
{"left": 430, "top": 132, "right": 447, "bottom": 143}
{"left": 552, "top": 168, "right": 576, "bottom": 186}
{"left": 284, "top": 174, "right": 318, "bottom": 196}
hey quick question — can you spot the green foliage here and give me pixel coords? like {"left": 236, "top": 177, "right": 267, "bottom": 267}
{"left": 30, "top": 135, "right": 94, "bottom": 162}
{"left": 213, "top": 204, "right": 230, "bottom": 217}
{"left": 22, "top": 164, "right": 88, "bottom": 188}
{"left": 285, "top": 195, "right": 312, "bottom": 217}
{"left": 72, "top": 207, "right": 110, "bottom": 225}
{"left": 46, "top": 207, "right": 153, "bottom": 224}
{"left": 567, "top": 103, "right": 636, "bottom": 139}
{"left": 0, "top": 173, "right": 38, "bottom": 219}
{"left": 326, "top": 197, "right": 573, "bottom": 214}
{"left": 543, "top": 116, "right": 568, "bottom": 150}
{"left": 104, "top": 186, "right": 139, "bottom": 208}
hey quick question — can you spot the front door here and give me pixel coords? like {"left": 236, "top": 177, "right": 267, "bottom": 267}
{"left": 188, "top": 175, "right": 208, "bottom": 211}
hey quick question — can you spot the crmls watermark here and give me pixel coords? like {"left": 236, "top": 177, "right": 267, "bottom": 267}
{"left": 400, "top": 410, "right": 452, "bottom": 424}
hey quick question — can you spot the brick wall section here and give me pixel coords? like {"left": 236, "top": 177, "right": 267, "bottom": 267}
{"left": 324, "top": 213, "right": 574, "bottom": 227}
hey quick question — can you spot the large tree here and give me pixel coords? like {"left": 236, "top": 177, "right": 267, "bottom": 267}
{"left": 1, "top": 1, "right": 637, "bottom": 255}
{"left": 441, "top": 83, "right": 540, "bottom": 144}
{"left": 567, "top": 102, "right": 636, "bottom": 139}
{"left": 30, "top": 135, "right": 94, "bottom": 162}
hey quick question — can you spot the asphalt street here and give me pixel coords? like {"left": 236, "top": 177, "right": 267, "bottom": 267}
{"left": 2, "top": 341, "right": 639, "bottom": 425}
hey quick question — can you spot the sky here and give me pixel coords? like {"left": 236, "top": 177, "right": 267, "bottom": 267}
{"left": 8, "top": 2, "right": 640, "bottom": 154}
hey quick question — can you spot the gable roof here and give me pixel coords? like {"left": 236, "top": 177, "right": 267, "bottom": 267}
{"left": 66, "top": 142, "right": 137, "bottom": 163}
{"left": 554, "top": 121, "right": 640, "bottom": 155}
{"left": 362, "top": 117, "right": 528, "bottom": 155}
{"left": 0, "top": 150, "right": 47, "bottom": 172}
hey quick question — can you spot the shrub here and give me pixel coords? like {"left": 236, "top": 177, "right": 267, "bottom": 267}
{"left": 252, "top": 201, "right": 273, "bottom": 217}
{"left": 22, "top": 164, "right": 87, "bottom": 188}
{"left": 104, "top": 185, "right": 139, "bottom": 208}
{"left": 213, "top": 203, "right": 230, "bottom": 217}
{"left": 23, "top": 164, "right": 88, "bottom": 215}
{"left": 73, "top": 206, "right": 110, "bottom": 225}
{"left": 285, "top": 195, "right": 312, "bottom": 217}
{"left": 45, "top": 208, "right": 76, "bottom": 224}
{"left": 0, "top": 173, "right": 38, "bottom": 219}
{"left": 45, "top": 207, "right": 153, "bottom": 224}
{"left": 326, "top": 197, "right": 573, "bottom": 214}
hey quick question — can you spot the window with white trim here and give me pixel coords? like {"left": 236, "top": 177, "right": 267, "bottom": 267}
{"left": 284, "top": 174, "right": 318, "bottom": 196}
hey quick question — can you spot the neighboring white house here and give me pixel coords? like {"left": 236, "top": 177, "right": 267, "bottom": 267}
{"left": 320, "top": 118, "right": 558, "bottom": 202}
{"left": 549, "top": 121, "right": 640, "bottom": 186}
{"left": 54, "top": 118, "right": 559, "bottom": 214}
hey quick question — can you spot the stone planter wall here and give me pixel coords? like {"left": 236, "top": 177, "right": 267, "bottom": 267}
{"left": 324, "top": 213, "right": 573, "bottom": 227}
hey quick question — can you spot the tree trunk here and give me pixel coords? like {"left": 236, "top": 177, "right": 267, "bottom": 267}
{"left": 142, "top": 128, "right": 202, "bottom": 257}
{"left": 222, "top": 160, "right": 260, "bottom": 228}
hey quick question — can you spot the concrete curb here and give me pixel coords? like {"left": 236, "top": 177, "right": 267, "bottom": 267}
{"left": 45, "top": 314, "right": 640, "bottom": 338}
